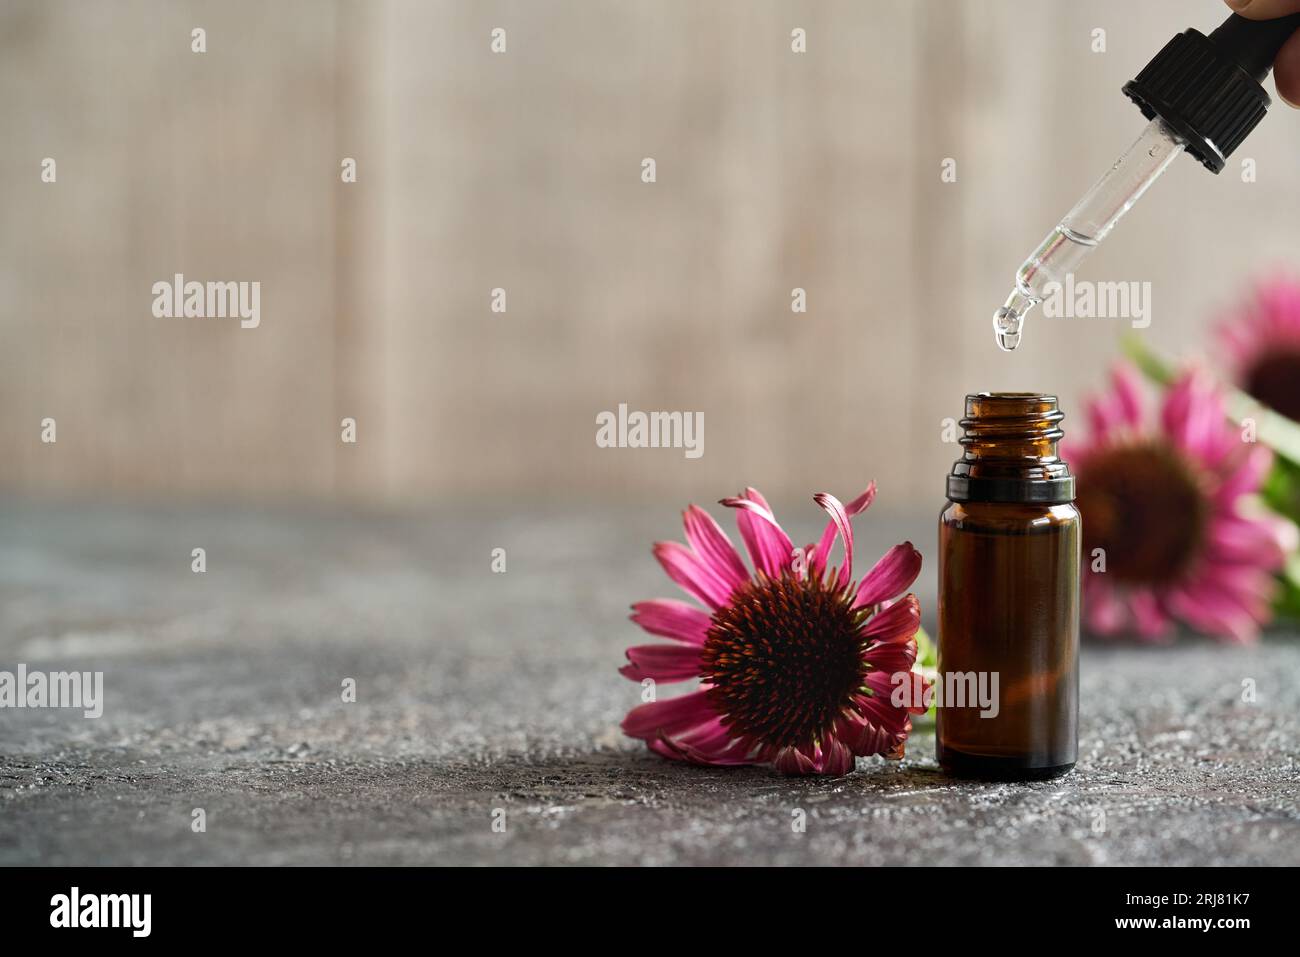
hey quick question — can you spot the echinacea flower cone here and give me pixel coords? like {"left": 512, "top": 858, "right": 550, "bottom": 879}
{"left": 620, "top": 484, "right": 928, "bottom": 776}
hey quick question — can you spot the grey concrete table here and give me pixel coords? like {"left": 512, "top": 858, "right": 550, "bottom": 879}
{"left": 1, "top": 501, "right": 1296, "bottom": 866}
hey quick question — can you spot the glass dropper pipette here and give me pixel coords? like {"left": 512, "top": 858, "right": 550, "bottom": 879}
{"left": 993, "top": 11, "right": 1300, "bottom": 352}
{"left": 993, "top": 117, "right": 1185, "bottom": 351}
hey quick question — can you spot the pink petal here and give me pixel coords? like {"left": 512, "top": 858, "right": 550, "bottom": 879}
{"left": 1085, "top": 394, "right": 1126, "bottom": 445}
{"left": 810, "top": 483, "right": 876, "bottom": 576}
{"left": 898, "top": 672, "right": 931, "bottom": 715}
{"left": 812, "top": 737, "right": 855, "bottom": 775}
{"left": 621, "top": 689, "right": 716, "bottom": 740}
{"left": 1258, "top": 511, "right": 1300, "bottom": 562}
{"left": 671, "top": 717, "right": 734, "bottom": 754}
{"left": 812, "top": 492, "right": 854, "bottom": 587}
{"left": 1160, "top": 373, "right": 1196, "bottom": 447}
{"left": 862, "top": 593, "right": 920, "bottom": 644}
{"left": 681, "top": 505, "right": 749, "bottom": 591}
{"left": 772, "top": 746, "right": 817, "bottom": 775}
{"left": 1159, "top": 371, "right": 1196, "bottom": 449}
{"left": 648, "top": 718, "right": 756, "bottom": 766}
{"left": 1162, "top": 370, "right": 1228, "bottom": 464}
{"left": 837, "top": 708, "right": 910, "bottom": 759}
{"left": 1083, "top": 580, "right": 1127, "bottom": 636}
{"left": 1206, "top": 515, "right": 1289, "bottom": 569}
{"left": 1197, "top": 565, "right": 1278, "bottom": 626}
{"left": 1218, "top": 324, "right": 1253, "bottom": 372}
{"left": 720, "top": 488, "right": 794, "bottom": 578}
{"left": 776, "top": 740, "right": 853, "bottom": 775}
{"left": 1214, "top": 444, "right": 1272, "bottom": 505}
{"left": 619, "top": 643, "right": 703, "bottom": 682}
{"left": 843, "top": 484, "right": 879, "bottom": 516}
{"left": 1127, "top": 590, "right": 1173, "bottom": 642}
{"left": 653, "top": 541, "right": 733, "bottom": 609}
{"left": 630, "top": 599, "right": 712, "bottom": 645}
{"left": 1213, "top": 562, "right": 1283, "bottom": 604}
{"left": 862, "top": 670, "right": 921, "bottom": 718}
{"left": 1111, "top": 363, "right": 1146, "bottom": 428}
{"left": 857, "top": 668, "right": 928, "bottom": 716}
{"left": 854, "top": 542, "right": 923, "bottom": 608}
{"left": 863, "top": 636, "right": 919, "bottom": 677}
{"left": 1164, "top": 581, "right": 1261, "bottom": 644}
{"left": 844, "top": 682, "right": 913, "bottom": 757}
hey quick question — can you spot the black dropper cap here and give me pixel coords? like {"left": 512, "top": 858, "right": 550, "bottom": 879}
{"left": 1122, "top": 12, "right": 1300, "bottom": 173}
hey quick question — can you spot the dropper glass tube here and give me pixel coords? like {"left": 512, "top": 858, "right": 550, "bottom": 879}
{"left": 993, "top": 117, "right": 1186, "bottom": 351}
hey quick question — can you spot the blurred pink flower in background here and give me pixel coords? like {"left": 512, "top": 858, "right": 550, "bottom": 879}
{"left": 1069, "top": 364, "right": 1297, "bottom": 644}
{"left": 620, "top": 484, "right": 927, "bottom": 776}
{"left": 1217, "top": 275, "right": 1300, "bottom": 422}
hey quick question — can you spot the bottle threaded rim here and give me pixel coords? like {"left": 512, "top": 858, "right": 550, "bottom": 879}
{"left": 947, "top": 393, "right": 1075, "bottom": 504}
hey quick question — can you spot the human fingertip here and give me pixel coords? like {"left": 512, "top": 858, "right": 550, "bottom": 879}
{"left": 1274, "top": 31, "right": 1300, "bottom": 107}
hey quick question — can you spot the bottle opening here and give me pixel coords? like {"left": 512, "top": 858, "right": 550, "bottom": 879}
{"left": 947, "top": 393, "right": 1075, "bottom": 504}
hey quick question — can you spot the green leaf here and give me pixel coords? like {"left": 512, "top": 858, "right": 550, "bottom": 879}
{"left": 1120, "top": 333, "right": 1177, "bottom": 388}
{"left": 1273, "top": 567, "right": 1300, "bottom": 621}
{"left": 912, "top": 626, "right": 938, "bottom": 723}
{"left": 1261, "top": 456, "right": 1300, "bottom": 518}
{"left": 914, "top": 624, "right": 936, "bottom": 670}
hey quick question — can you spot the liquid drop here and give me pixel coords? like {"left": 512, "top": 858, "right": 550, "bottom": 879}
{"left": 993, "top": 306, "right": 1023, "bottom": 352}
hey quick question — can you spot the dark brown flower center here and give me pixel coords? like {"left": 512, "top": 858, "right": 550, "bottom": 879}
{"left": 1076, "top": 442, "right": 1207, "bottom": 585}
{"left": 1244, "top": 350, "right": 1300, "bottom": 423}
{"left": 700, "top": 571, "right": 866, "bottom": 749}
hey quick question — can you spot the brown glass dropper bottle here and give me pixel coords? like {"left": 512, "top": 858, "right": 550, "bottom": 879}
{"left": 937, "top": 393, "right": 1079, "bottom": 780}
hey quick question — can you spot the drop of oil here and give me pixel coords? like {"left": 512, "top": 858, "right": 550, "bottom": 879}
{"left": 993, "top": 305, "right": 1023, "bottom": 352}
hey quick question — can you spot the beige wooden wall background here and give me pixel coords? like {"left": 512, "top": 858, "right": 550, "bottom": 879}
{"left": 4, "top": 0, "right": 1299, "bottom": 509}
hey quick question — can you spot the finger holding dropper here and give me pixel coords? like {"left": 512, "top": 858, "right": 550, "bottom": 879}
{"left": 1224, "top": 0, "right": 1300, "bottom": 105}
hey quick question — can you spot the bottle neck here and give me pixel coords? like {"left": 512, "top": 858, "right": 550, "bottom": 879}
{"left": 947, "top": 393, "right": 1075, "bottom": 505}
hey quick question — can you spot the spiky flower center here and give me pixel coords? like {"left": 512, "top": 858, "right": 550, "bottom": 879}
{"left": 1245, "top": 351, "right": 1300, "bottom": 424}
{"left": 700, "top": 571, "right": 867, "bottom": 749}
{"left": 1076, "top": 441, "right": 1207, "bottom": 585}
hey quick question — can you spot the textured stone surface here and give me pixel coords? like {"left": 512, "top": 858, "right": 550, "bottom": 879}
{"left": 1, "top": 502, "right": 1297, "bottom": 865}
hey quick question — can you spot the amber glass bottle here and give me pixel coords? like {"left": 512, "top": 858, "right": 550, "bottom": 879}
{"left": 937, "top": 393, "right": 1079, "bottom": 780}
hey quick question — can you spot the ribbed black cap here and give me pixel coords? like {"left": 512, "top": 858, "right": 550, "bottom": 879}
{"left": 1123, "top": 13, "right": 1300, "bottom": 173}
